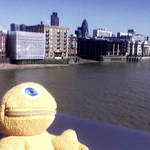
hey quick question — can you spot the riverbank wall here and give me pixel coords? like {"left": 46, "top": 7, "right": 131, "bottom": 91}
{"left": 0, "top": 56, "right": 150, "bottom": 71}
{"left": 0, "top": 63, "right": 70, "bottom": 70}
{"left": 102, "top": 56, "right": 127, "bottom": 62}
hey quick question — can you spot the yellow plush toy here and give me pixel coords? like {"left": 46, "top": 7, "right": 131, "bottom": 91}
{"left": 0, "top": 82, "right": 89, "bottom": 150}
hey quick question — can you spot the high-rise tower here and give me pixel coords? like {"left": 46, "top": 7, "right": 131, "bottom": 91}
{"left": 75, "top": 19, "right": 89, "bottom": 38}
{"left": 81, "top": 19, "right": 89, "bottom": 38}
{"left": 51, "top": 12, "right": 59, "bottom": 26}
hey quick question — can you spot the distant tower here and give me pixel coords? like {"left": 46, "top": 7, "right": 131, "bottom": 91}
{"left": 81, "top": 19, "right": 89, "bottom": 38}
{"left": 51, "top": 12, "right": 59, "bottom": 26}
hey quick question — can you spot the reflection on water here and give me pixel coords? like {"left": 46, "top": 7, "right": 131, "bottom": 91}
{"left": 0, "top": 60, "right": 150, "bottom": 132}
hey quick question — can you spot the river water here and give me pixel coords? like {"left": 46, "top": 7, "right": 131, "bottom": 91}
{"left": 0, "top": 60, "right": 150, "bottom": 132}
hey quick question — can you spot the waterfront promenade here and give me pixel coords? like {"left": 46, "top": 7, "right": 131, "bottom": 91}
{"left": 0, "top": 58, "right": 99, "bottom": 70}
{"left": 0, "top": 63, "right": 69, "bottom": 70}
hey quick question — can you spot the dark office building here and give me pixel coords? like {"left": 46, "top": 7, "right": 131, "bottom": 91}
{"left": 10, "top": 23, "right": 20, "bottom": 31}
{"left": 77, "top": 38, "right": 129, "bottom": 61}
{"left": 20, "top": 24, "right": 26, "bottom": 31}
{"left": 75, "top": 27, "right": 82, "bottom": 38}
{"left": 26, "top": 24, "right": 44, "bottom": 33}
{"left": 51, "top": 12, "right": 59, "bottom": 26}
{"left": 77, "top": 38, "right": 108, "bottom": 60}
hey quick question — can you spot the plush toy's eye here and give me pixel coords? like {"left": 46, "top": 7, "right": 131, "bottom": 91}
{"left": 25, "top": 87, "right": 38, "bottom": 97}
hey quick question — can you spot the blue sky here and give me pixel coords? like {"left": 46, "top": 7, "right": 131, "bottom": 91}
{"left": 0, "top": 0, "right": 150, "bottom": 36}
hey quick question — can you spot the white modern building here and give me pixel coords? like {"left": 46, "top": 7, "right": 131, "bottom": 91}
{"left": 8, "top": 31, "right": 45, "bottom": 60}
{"left": 93, "top": 28, "right": 113, "bottom": 38}
{"left": 142, "top": 41, "right": 150, "bottom": 56}
{"left": 132, "top": 34, "right": 145, "bottom": 42}
{"left": 117, "top": 32, "right": 132, "bottom": 38}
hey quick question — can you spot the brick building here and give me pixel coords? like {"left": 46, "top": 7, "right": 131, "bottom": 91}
{"left": 25, "top": 23, "right": 69, "bottom": 59}
{"left": 68, "top": 34, "right": 77, "bottom": 56}
{"left": 0, "top": 31, "right": 6, "bottom": 57}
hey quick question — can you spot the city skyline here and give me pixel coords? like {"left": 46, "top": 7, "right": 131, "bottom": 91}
{"left": 0, "top": 0, "right": 150, "bottom": 36}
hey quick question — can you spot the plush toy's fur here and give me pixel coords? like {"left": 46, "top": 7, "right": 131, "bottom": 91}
{"left": 0, "top": 82, "right": 89, "bottom": 150}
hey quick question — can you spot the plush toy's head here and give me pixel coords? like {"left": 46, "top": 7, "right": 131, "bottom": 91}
{"left": 0, "top": 82, "right": 57, "bottom": 136}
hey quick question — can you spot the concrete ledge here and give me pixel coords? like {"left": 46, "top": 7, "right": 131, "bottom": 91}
{"left": 103, "top": 56, "right": 126, "bottom": 62}
{"left": 0, "top": 112, "right": 150, "bottom": 150}
{"left": 50, "top": 113, "right": 150, "bottom": 150}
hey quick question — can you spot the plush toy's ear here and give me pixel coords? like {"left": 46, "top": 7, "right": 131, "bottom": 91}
{"left": 0, "top": 103, "right": 5, "bottom": 133}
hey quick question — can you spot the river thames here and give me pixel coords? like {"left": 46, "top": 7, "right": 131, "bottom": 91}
{"left": 0, "top": 60, "right": 150, "bottom": 132}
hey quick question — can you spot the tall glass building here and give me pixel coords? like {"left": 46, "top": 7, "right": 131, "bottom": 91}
{"left": 75, "top": 19, "right": 89, "bottom": 38}
{"left": 51, "top": 12, "right": 59, "bottom": 26}
{"left": 81, "top": 19, "right": 89, "bottom": 38}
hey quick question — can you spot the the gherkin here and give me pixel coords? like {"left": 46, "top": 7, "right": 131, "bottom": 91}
{"left": 81, "top": 19, "right": 89, "bottom": 38}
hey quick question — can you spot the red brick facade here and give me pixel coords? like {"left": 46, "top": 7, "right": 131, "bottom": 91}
{"left": 0, "top": 33, "right": 6, "bottom": 57}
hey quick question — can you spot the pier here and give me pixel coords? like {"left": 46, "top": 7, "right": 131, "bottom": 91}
{"left": 126, "top": 56, "right": 142, "bottom": 62}
{"left": 102, "top": 56, "right": 126, "bottom": 62}
{"left": 102, "top": 56, "right": 143, "bottom": 63}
